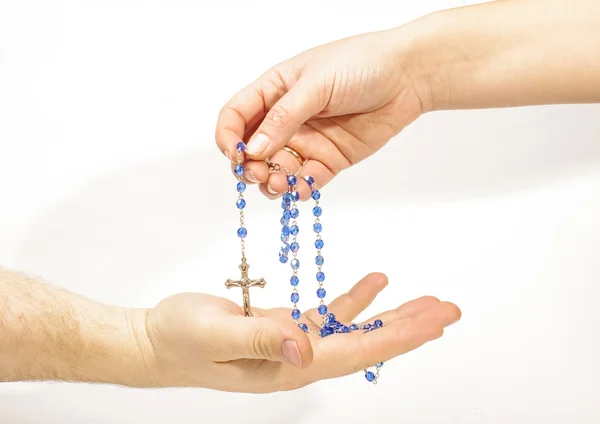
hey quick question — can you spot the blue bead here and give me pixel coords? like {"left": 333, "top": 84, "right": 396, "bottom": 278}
{"left": 291, "top": 259, "right": 300, "bottom": 270}
{"left": 312, "top": 206, "right": 322, "bottom": 217}
{"left": 316, "top": 271, "right": 325, "bottom": 282}
{"left": 291, "top": 292, "right": 299, "bottom": 303}
{"left": 291, "top": 191, "right": 300, "bottom": 201}
{"left": 376, "top": 362, "right": 383, "bottom": 367}
{"left": 311, "top": 190, "right": 321, "bottom": 200}
{"left": 326, "top": 313, "right": 336, "bottom": 325}
{"left": 304, "top": 175, "right": 315, "bottom": 186}
{"left": 236, "top": 142, "right": 246, "bottom": 152}
{"left": 281, "top": 201, "right": 289, "bottom": 210}
{"left": 291, "top": 309, "right": 301, "bottom": 320}
{"left": 363, "top": 323, "right": 372, "bottom": 331}
{"left": 282, "top": 193, "right": 292, "bottom": 203}
{"left": 317, "top": 288, "right": 326, "bottom": 298}
{"left": 287, "top": 175, "right": 297, "bottom": 186}
{"left": 365, "top": 371, "right": 376, "bottom": 382}
{"left": 237, "top": 227, "right": 247, "bottom": 238}
{"left": 320, "top": 326, "right": 334, "bottom": 337}
{"left": 236, "top": 182, "right": 246, "bottom": 192}
{"left": 280, "top": 217, "right": 289, "bottom": 225}
{"left": 290, "top": 276, "right": 299, "bottom": 286}
{"left": 281, "top": 225, "right": 290, "bottom": 237}
{"left": 318, "top": 304, "right": 328, "bottom": 315}
{"left": 374, "top": 319, "right": 383, "bottom": 328}
{"left": 315, "top": 255, "right": 324, "bottom": 266}
{"left": 290, "top": 242, "right": 300, "bottom": 252}
{"left": 313, "top": 223, "right": 322, "bottom": 233}
{"left": 349, "top": 324, "right": 359, "bottom": 331}
{"left": 236, "top": 198, "right": 246, "bottom": 209}
{"left": 298, "top": 323, "right": 308, "bottom": 332}
{"left": 283, "top": 209, "right": 292, "bottom": 220}
{"left": 342, "top": 326, "right": 350, "bottom": 333}
{"left": 280, "top": 234, "right": 289, "bottom": 242}
{"left": 279, "top": 254, "right": 288, "bottom": 264}
{"left": 290, "top": 208, "right": 299, "bottom": 219}
{"left": 234, "top": 164, "right": 244, "bottom": 176}
{"left": 315, "top": 239, "right": 324, "bottom": 249}
{"left": 281, "top": 243, "right": 290, "bottom": 253}
{"left": 290, "top": 225, "right": 299, "bottom": 236}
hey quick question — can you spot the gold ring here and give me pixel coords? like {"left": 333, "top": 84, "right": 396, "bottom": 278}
{"left": 282, "top": 146, "right": 306, "bottom": 166}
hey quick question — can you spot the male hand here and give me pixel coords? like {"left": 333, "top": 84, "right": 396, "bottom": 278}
{"left": 142, "top": 273, "right": 460, "bottom": 392}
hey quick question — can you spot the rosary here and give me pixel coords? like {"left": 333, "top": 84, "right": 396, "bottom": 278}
{"left": 225, "top": 142, "right": 384, "bottom": 384}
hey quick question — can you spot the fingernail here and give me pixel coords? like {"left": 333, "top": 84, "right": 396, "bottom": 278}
{"left": 246, "top": 170, "right": 258, "bottom": 183}
{"left": 247, "top": 133, "right": 269, "bottom": 155}
{"left": 281, "top": 340, "right": 302, "bottom": 368}
{"left": 267, "top": 183, "right": 277, "bottom": 195}
{"left": 223, "top": 150, "right": 232, "bottom": 161}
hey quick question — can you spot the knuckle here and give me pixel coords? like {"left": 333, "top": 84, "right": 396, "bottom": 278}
{"left": 251, "top": 327, "right": 274, "bottom": 358}
{"left": 264, "top": 103, "right": 292, "bottom": 130}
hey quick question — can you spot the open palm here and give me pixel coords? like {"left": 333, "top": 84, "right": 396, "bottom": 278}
{"left": 145, "top": 273, "right": 460, "bottom": 393}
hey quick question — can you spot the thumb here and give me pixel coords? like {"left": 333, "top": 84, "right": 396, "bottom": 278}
{"left": 220, "top": 316, "right": 314, "bottom": 369}
{"left": 245, "top": 76, "right": 327, "bottom": 160}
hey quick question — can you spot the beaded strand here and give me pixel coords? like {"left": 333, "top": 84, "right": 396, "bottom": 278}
{"left": 234, "top": 142, "right": 248, "bottom": 256}
{"left": 276, "top": 168, "right": 384, "bottom": 384}
{"left": 231, "top": 142, "right": 384, "bottom": 384}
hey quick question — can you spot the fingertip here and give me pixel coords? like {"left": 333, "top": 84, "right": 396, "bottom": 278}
{"left": 417, "top": 301, "right": 462, "bottom": 328}
{"left": 370, "top": 272, "right": 389, "bottom": 288}
{"left": 222, "top": 149, "right": 235, "bottom": 163}
{"left": 269, "top": 173, "right": 288, "bottom": 194}
{"left": 259, "top": 183, "right": 281, "bottom": 200}
{"left": 357, "top": 273, "right": 388, "bottom": 292}
{"left": 244, "top": 160, "right": 269, "bottom": 184}
{"left": 298, "top": 334, "right": 314, "bottom": 368}
{"left": 296, "top": 178, "right": 312, "bottom": 201}
{"left": 246, "top": 133, "right": 270, "bottom": 158}
{"left": 282, "top": 324, "right": 314, "bottom": 368}
{"left": 442, "top": 301, "right": 462, "bottom": 326}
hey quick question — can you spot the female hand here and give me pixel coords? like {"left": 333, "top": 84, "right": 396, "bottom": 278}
{"left": 215, "top": 0, "right": 600, "bottom": 201}
{"left": 142, "top": 273, "right": 460, "bottom": 393}
{"left": 215, "top": 27, "right": 427, "bottom": 200}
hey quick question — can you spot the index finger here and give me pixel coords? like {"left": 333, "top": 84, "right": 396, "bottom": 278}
{"left": 215, "top": 72, "right": 288, "bottom": 161}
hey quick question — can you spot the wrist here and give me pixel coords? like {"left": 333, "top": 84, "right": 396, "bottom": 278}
{"left": 398, "top": 0, "right": 600, "bottom": 112}
{"left": 81, "top": 305, "right": 160, "bottom": 387}
{"left": 394, "top": 10, "right": 470, "bottom": 113}
{"left": 0, "top": 268, "right": 160, "bottom": 386}
{"left": 385, "top": 14, "right": 452, "bottom": 115}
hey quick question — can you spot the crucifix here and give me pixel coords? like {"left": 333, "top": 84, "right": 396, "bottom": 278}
{"left": 224, "top": 258, "right": 266, "bottom": 317}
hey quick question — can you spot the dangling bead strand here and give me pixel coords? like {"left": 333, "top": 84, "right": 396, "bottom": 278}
{"left": 285, "top": 175, "right": 303, "bottom": 324}
{"left": 307, "top": 176, "right": 328, "bottom": 322}
{"left": 234, "top": 143, "right": 248, "bottom": 254}
{"left": 274, "top": 172, "right": 385, "bottom": 384}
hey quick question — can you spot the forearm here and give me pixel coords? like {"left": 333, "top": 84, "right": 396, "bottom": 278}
{"left": 405, "top": 0, "right": 600, "bottom": 111}
{"left": 0, "top": 267, "right": 154, "bottom": 386}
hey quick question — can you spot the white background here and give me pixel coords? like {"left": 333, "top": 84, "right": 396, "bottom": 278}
{"left": 1, "top": 1, "right": 599, "bottom": 423}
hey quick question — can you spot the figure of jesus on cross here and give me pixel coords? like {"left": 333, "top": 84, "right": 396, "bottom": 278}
{"left": 225, "top": 258, "right": 266, "bottom": 317}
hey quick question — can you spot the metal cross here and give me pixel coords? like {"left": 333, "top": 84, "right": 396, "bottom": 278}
{"left": 225, "top": 259, "right": 266, "bottom": 317}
